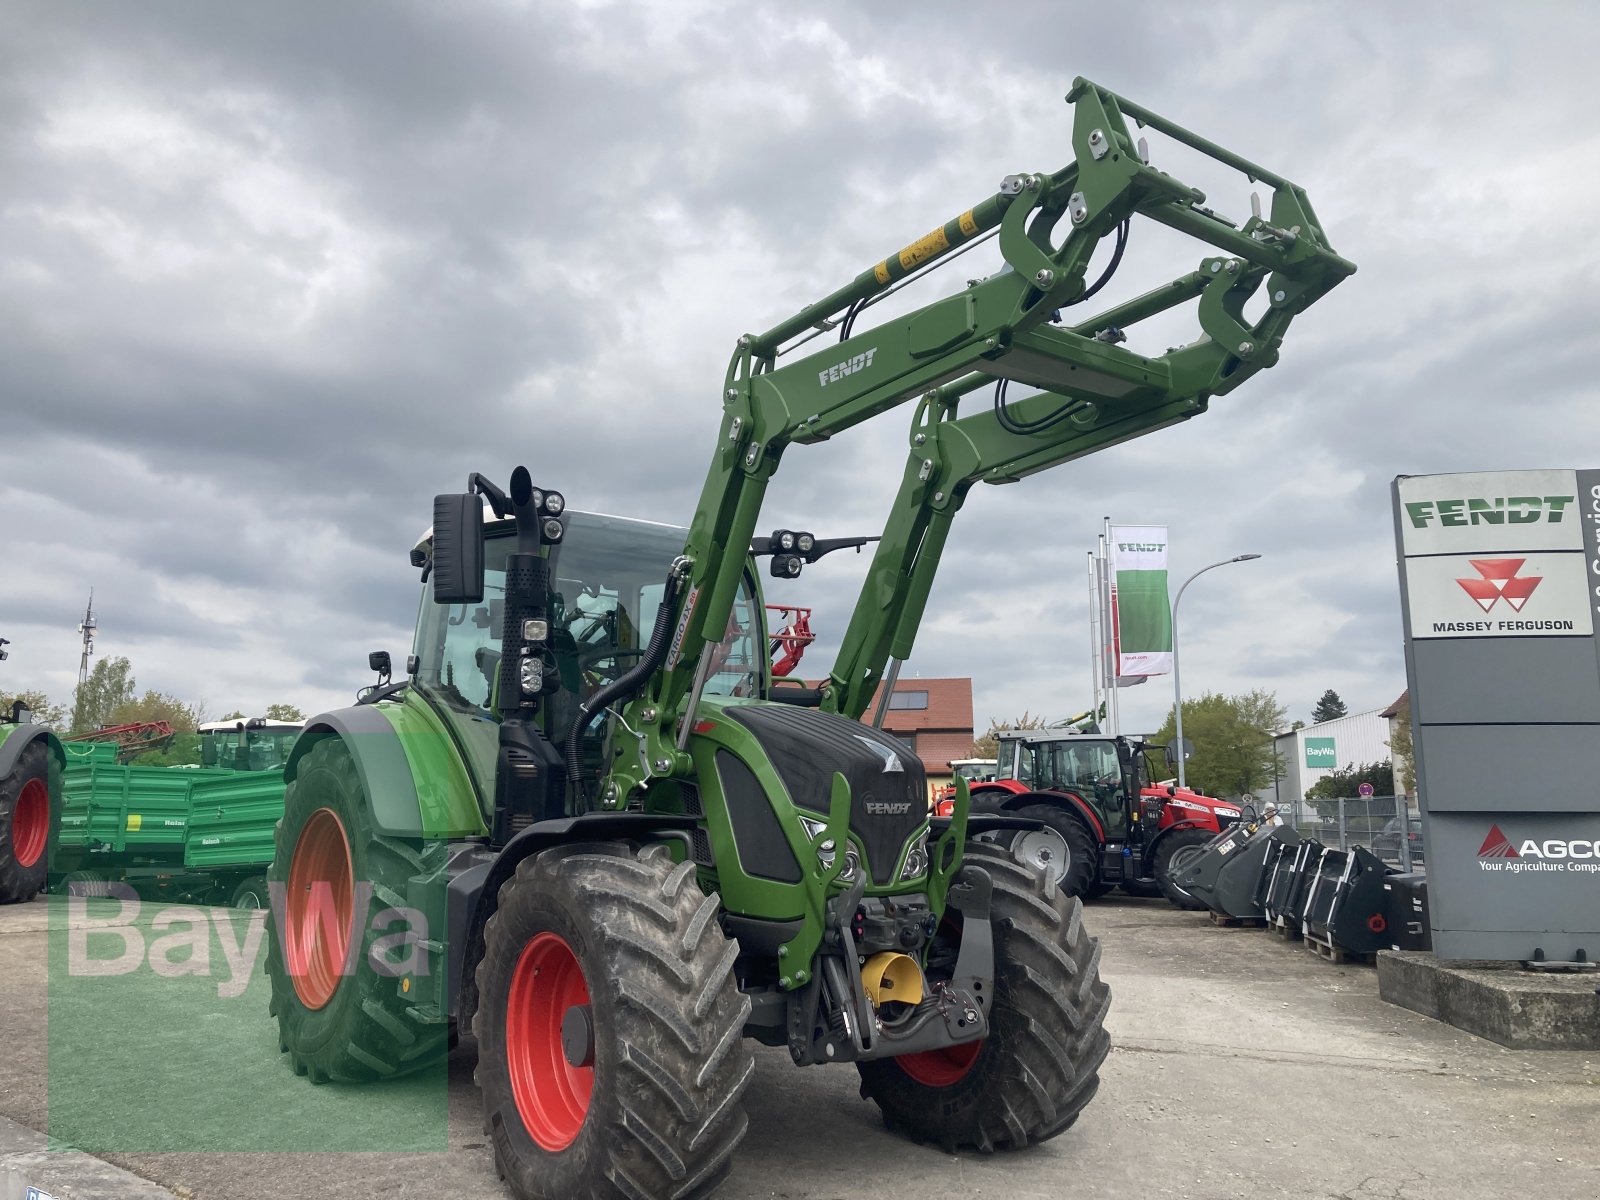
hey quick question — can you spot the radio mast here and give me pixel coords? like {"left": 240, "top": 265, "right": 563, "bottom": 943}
{"left": 77, "top": 591, "right": 97, "bottom": 685}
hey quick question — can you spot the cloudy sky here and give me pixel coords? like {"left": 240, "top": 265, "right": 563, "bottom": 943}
{"left": 1, "top": 1, "right": 1595, "bottom": 738}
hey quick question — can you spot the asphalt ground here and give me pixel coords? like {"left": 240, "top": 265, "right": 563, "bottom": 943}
{"left": 1, "top": 892, "right": 1596, "bottom": 1200}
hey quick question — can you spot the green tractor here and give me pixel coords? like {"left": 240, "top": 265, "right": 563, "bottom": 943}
{"left": 262, "top": 79, "right": 1351, "bottom": 1198}
{"left": 0, "top": 682, "right": 65, "bottom": 904}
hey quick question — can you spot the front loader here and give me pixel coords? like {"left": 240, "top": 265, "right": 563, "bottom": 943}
{"left": 262, "top": 78, "right": 1352, "bottom": 1200}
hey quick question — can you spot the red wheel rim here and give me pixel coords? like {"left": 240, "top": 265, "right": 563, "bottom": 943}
{"left": 12, "top": 778, "right": 48, "bottom": 868}
{"left": 897, "top": 1039, "right": 983, "bottom": 1087}
{"left": 285, "top": 808, "right": 354, "bottom": 1010}
{"left": 506, "top": 931, "right": 593, "bottom": 1151}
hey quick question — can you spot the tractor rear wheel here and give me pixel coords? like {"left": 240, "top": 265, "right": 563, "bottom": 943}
{"left": 857, "top": 840, "right": 1111, "bottom": 1152}
{"left": 1014, "top": 803, "right": 1097, "bottom": 899}
{"left": 264, "top": 737, "right": 449, "bottom": 1083}
{"left": 0, "top": 743, "right": 59, "bottom": 904}
{"left": 473, "top": 843, "right": 753, "bottom": 1200}
{"left": 1155, "top": 827, "right": 1213, "bottom": 910}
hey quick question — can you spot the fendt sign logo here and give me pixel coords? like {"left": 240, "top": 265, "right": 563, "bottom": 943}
{"left": 1477, "top": 823, "right": 1600, "bottom": 875}
{"left": 1454, "top": 559, "right": 1541, "bottom": 614}
{"left": 1404, "top": 494, "right": 1574, "bottom": 529}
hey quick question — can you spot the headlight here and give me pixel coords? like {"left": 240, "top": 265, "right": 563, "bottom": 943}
{"left": 900, "top": 835, "right": 929, "bottom": 880}
{"left": 841, "top": 848, "right": 860, "bottom": 882}
{"left": 519, "top": 657, "right": 544, "bottom": 695}
{"left": 796, "top": 532, "right": 815, "bottom": 553}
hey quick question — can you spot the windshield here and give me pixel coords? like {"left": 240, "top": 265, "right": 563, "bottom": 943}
{"left": 953, "top": 762, "right": 994, "bottom": 783}
{"left": 1048, "top": 740, "right": 1122, "bottom": 793}
{"left": 411, "top": 511, "right": 763, "bottom": 741}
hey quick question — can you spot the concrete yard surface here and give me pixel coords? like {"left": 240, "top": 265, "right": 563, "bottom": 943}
{"left": 0, "top": 892, "right": 1595, "bottom": 1199}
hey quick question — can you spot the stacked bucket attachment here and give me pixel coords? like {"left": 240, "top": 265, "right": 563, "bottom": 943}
{"left": 1176, "top": 821, "right": 1434, "bottom": 962}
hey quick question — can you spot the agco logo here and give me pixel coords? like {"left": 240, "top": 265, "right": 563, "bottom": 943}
{"left": 1455, "top": 559, "right": 1541, "bottom": 613}
{"left": 1404, "top": 494, "right": 1574, "bottom": 528}
{"left": 1478, "top": 823, "right": 1600, "bottom": 874}
{"left": 818, "top": 347, "right": 877, "bottom": 387}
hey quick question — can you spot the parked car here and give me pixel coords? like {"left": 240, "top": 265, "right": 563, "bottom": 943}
{"left": 1371, "top": 815, "right": 1425, "bottom": 866}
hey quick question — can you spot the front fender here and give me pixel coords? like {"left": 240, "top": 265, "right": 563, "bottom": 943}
{"left": 0, "top": 724, "right": 64, "bottom": 778}
{"left": 286, "top": 701, "right": 488, "bottom": 840}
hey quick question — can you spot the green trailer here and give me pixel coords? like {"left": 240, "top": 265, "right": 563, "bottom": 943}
{"left": 55, "top": 720, "right": 297, "bottom": 906}
{"left": 0, "top": 700, "right": 64, "bottom": 904}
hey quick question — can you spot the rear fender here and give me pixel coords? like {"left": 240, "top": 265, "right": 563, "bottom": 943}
{"left": 0, "top": 724, "right": 64, "bottom": 777}
{"left": 978, "top": 787, "right": 1105, "bottom": 843}
{"left": 285, "top": 702, "right": 487, "bottom": 840}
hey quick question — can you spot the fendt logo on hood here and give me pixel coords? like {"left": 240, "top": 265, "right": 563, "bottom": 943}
{"left": 1455, "top": 559, "right": 1542, "bottom": 613}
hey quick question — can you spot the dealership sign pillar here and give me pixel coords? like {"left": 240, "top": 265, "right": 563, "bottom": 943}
{"left": 1393, "top": 470, "right": 1600, "bottom": 962}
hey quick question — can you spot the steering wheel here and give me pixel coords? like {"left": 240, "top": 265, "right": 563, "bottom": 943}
{"left": 577, "top": 646, "right": 645, "bottom": 683}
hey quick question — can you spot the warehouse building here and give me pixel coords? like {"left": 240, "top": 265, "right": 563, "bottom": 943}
{"left": 1263, "top": 706, "right": 1396, "bottom": 824}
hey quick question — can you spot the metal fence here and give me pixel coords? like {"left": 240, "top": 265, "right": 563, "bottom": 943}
{"left": 1283, "top": 794, "right": 1423, "bottom": 873}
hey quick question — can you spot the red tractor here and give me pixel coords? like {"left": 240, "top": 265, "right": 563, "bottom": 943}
{"left": 940, "top": 729, "right": 1242, "bottom": 909}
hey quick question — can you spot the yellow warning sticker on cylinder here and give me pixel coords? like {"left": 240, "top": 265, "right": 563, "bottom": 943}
{"left": 873, "top": 260, "right": 891, "bottom": 285}
{"left": 897, "top": 226, "right": 950, "bottom": 271}
{"left": 958, "top": 209, "right": 978, "bottom": 237}
{"left": 127, "top": 813, "right": 142, "bottom": 831}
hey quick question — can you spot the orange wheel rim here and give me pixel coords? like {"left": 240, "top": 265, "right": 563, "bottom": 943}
{"left": 285, "top": 808, "right": 354, "bottom": 1010}
{"left": 12, "top": 778, "right": 48, "bottom": 869}
{"left": 506, "top": 931, "right": 593, "bottom": 1150}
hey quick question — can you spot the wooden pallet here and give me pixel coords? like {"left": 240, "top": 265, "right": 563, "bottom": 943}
{"left": 1304, "top": 934, "right": 1370, "bottom": 965}
{"left": 1208, "top": 911, "right": 1267, "bottom": 928}
{"left": 1266, "top": 916, "right": 1302, "bottom": 940}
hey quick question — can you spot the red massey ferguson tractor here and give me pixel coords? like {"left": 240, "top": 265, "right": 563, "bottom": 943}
{"left": 939, "top": 729, "right": 1242, "bottom": 909}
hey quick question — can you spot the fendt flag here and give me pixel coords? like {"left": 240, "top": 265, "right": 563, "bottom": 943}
{"left": 1111, "top": 525, "right": 1172, "bottom": 677}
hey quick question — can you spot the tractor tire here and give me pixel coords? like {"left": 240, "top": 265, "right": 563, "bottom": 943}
{"left": 0, "top": 744, "right": 58, "bottom": 904}
{"left": 1014, "top": 803, "right": 1098, "bottom": 899}
{"left": 230, "top": 876, "right": 270, "bottom": 910}
{"left": 1155, "top": 828, "right": 1213, "bottom": 910}
{"left": 264, "top": 737, "right": 449, "bottom": 1084}
{"left": 857, "top": 840, "right": 1111, "bottom": 1153}
{"left": 58, "top": 870, "right": 115, "bottom": 898}
{"left": 473, "top": 843, "right": 753, "bottom": 1200}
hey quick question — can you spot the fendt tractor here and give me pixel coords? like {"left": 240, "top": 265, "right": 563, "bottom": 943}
{"left": 0, "top": 686, "right": 65, "bottom": 905}
{"left": 262, "top": 79, "right": 1350, "bottom": 1199}
{"left": 966, "top": 728, "right": 1246, "bottom": 909}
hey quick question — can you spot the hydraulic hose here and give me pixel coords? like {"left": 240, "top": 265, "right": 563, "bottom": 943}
{"left": 565, "top": 561, "right": 687, "bottom": 801}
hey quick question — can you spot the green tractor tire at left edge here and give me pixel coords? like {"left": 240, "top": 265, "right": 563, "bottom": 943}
{"left": 0, "top": 724, "right": 64, "bottom": 905}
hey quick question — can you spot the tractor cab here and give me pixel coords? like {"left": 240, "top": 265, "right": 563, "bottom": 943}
{"left": 198, "top": 718, "right": 303, "bottom": 771}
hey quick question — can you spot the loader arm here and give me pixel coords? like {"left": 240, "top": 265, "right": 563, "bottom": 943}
{"left": 605, "top": 77, "right": 1353, "bottom": 807}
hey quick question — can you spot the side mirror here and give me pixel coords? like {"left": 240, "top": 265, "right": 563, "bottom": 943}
{"left": 369, "top": 650, "right": 392, "bottom": 676}
{"left": 1164, "top": 737, "right": 1194, "bottom": 768}
{"left": 10, "top": 700, "right": 30, "bottom": 725}
{"left": 432, "top": 494, "right": 485, "bottom": 604}
{"left": 200, "top": 739, "right": 219, "bottom": 767}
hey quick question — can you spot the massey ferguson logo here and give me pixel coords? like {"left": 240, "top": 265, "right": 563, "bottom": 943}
{"left": 1455, "top": 559, "right": 1541, "bottom": 613}
{"left": 1478, "top": 823, "right": 1600, "bottom": 874}
{"left": 818, "top": 347, "right": 877, "bottom": 387}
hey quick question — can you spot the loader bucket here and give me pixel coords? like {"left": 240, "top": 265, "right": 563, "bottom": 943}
{"left": 1175, "top": 821, "right": 1291, "bottom": 920}
{"left": 1303, "top": 846, "right": 1398, "bottom": 959}
{"left": 1261, "top": 834, "right": 1320, "bottom": 936}
{"left": 1379, "top": 871, "right": 1432, "bottom": 952}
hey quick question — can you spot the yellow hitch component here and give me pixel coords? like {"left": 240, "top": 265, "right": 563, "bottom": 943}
{"left": 861, "top": 952, "right": 925, "bottom": 1008}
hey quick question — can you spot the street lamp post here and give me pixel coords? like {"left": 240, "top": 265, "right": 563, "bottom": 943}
{"left": 1171, "top": 554, "right": 1261, "bottom": 789}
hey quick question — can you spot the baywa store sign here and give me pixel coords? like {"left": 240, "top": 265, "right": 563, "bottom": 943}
{"left": 1397, "top": 470, "right": 1599, "bottom": 640}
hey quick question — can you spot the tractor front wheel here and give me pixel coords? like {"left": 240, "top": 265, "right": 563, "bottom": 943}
{"left": 857, "top": 840, "right": 1111, "bottom": 1152}
{"left": 1014, "top": 803, "right": 1097, "bottom": 899}
{"left": 1155, "top": 827, "right": 1214, "bottom": 910}
{"left": 0, "top": 744, "right": 59, "bottom": 904}
{"left": 474, "top": 843, "right": 753, "bottom": 1200}
{"left": 264, "top": 737, "right": 448, "bottom": 1083}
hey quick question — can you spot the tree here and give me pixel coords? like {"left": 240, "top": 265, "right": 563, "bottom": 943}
{"left": 970, "top": 711, "right": 1053, "bottom": 758}
{"left": 128, "top": 734, "right": 202, "bottom": 768}
{"left": 265, "top": 703, "right": 306, "bottom": 722}
{"left": 1152, "top": 689, "right": 1288, "bottom": 798}
{"left": 1310, "top": 689, "right": 1348, "bottom": 724}
{"left": 220, "top": 710, "right": 246, "bottom": 722}
{"left": 109, "top": 689, "right": 200, "bottom": 734}
{"left": 0, "top": 689, "right": 68, "bottom": 730}
{"left": 1387, "top": 699, "right": 1415, "bottom": 796}
{"left": 70, "top": 656, "right": 136, "bottom": 734}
